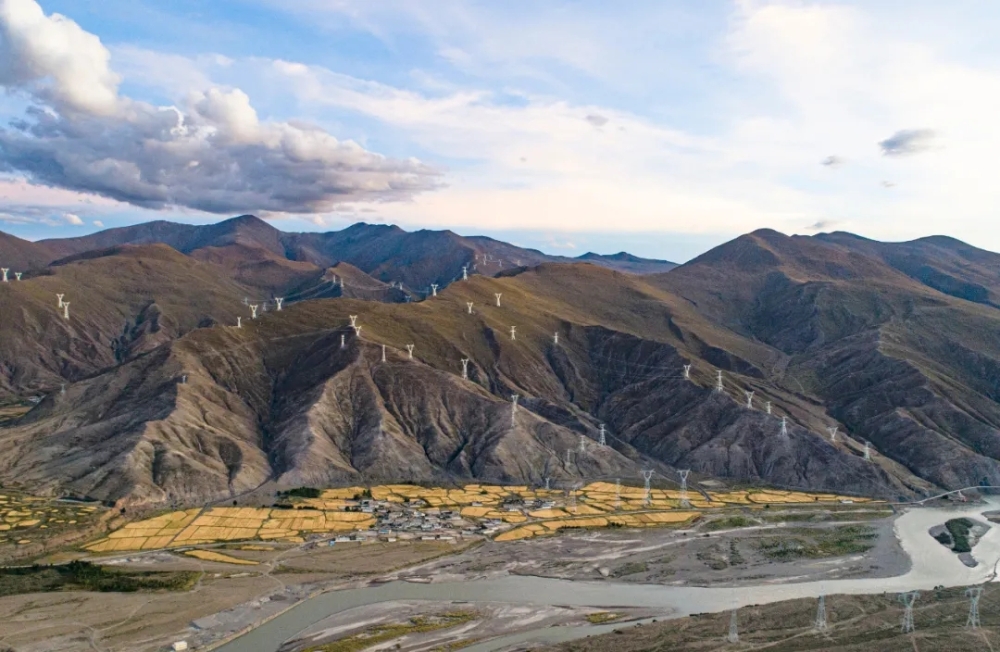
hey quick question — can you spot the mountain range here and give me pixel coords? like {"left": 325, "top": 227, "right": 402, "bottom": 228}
{"left": 4, "top": 215, "right": 675, "bottom": 293}
{"left": 1, "top": 216, "right": 998, "bottom": 508}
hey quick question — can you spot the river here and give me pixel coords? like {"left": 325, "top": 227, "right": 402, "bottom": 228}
{"left": 216, "top": 500, "right": 1000, "bottom": 651}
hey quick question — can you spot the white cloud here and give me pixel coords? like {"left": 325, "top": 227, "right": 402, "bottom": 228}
{"left": 714, "top": 0, "right": 1000, "bottom": 244}
{"left": 219, "top": 1, "right": 1000, "bottom": 247}
{"left": 878, "top": 129, "right": 937, "bottom": 157}
{"left": 0, "top": 0, "right": 121, "bottom": 115}
{"left": 92, "top": 219, "right": 104, "bottom": 227}
{"left": 0, "top": 204, "right": 86, "bottom": 226}
{"left": 7, "top": 0, "right": 1000, "bottom": 252}
{"left": 0, "top": 0, "right": 441, "bottom": 216}
{"left": 252, "top": 56, "right": 818, "bottom": 234}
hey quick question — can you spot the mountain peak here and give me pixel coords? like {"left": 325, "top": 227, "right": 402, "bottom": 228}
{"left": 214, "top": 214, "right": 278, "bottom": 233}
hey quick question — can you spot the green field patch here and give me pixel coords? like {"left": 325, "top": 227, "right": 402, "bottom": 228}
{"left": 304, "top": 611, "right": 478, "bottom": 652}
{"left": 755, "top": 525, "right": 877, "bottom": 561}
{"left": 0, "top": 561, "right": 199, "bottom": 596}
{"left": 585, "top": 612, "right": 622, "bottom": 624}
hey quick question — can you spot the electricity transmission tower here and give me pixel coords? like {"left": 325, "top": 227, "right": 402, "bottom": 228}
{"left": 727, "top": 608, "right": 739, "bottom": 643}
{"left": 815, "top": 594, "right": 827, "bottom": 631}
{"left": 678, "top": 469, "right": 691, "bottom": 508}
{"left": 900, "top": 591, "right": 919, "bottom": 633}
{"left": 642, "top": 470, "right": 654, "bottom": 506}
{"left": 967, "top": 586, "right": 983, "bottom": 630}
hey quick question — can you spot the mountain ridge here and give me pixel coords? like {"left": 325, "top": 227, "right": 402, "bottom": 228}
{"left": 2, "top": 220, "right": 1000, "bottom": 507}
{"left": 28, "top": 216, "right": 678, "bottom": 292}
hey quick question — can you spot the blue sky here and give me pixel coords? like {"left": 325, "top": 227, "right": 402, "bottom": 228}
{"left": 3, "top": 1, "right": 1000, "bottom": 261}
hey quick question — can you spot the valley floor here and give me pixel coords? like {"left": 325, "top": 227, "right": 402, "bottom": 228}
{"left": 0, "top": 500, "right": 913, "bottom": 652}
{"left": 542, "top": 587, "right": 1000, "bottom": 652}
{"left": 0, "top": 540, "right": 468, "bottom": 652}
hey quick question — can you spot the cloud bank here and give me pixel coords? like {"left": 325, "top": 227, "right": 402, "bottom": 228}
{"left": 878, "top": 129, "right": 936, "bottom": 157}
{"left": 0, "top": 0, "right": 441, "bottom": 215}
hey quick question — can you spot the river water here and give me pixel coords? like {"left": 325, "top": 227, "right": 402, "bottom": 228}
{"left": 217, "top": 500, "right": 1000, "bottom": 652}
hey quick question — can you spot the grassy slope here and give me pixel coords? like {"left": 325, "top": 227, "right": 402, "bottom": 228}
{"left": 547, "top": 586, "right": 998, "bottom": 652}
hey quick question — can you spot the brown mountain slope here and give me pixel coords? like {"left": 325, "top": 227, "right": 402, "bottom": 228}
{"left": 187, "top": 243, "right": 324, "bottom": 296}
{"left": 0, "top": 244, "right": 250, "bottom": 396}
{"left": 0, "top": 231, "right": 57, "bottom": 271}
{"left": 35, "top": 216, "right": 677, "bottom": 293}
{"left": 0, "top": 263, "right": 903, "bottom": 506}
{"left": 648, "top": 229, "right": 1000, "bottom": 492}
{"left": 817, "top": 231, "right": 1000, "bottom": 307}
{"left": 574, "top": 251, "right": 677, "bottom": 274}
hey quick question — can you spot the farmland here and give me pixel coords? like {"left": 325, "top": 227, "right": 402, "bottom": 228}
{"left": 0, "top": 491, "right": 104, "bottom": 556}
{"left": 83, "top": 483, "right": 874, "bottom": 552}
{"left": 84, "top": 506, "right": 375, "bottom": 552}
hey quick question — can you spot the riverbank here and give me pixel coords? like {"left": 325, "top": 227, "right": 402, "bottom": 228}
{"left": 408, "top": 513, "right": 906, "bottom": 588}
{"left": 542, "top": 585, "right": 1000, "bottom": 651}
{"left": 213, "top": 499, "right": 1000, "bottom": 652}
{"left": 0, "top": 499, "right": 988, "bottom": 651}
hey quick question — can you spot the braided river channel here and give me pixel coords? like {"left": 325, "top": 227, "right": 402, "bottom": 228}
{"left": 217, "top": 499, "right": 1000, "bottom": 651}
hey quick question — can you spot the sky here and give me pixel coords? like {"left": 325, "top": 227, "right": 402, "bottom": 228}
{"left": 2, "top": 0, "right": 1000, "bottom": 262}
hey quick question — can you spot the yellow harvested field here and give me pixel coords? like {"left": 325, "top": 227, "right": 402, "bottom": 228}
{"left": 563, "top": 504, "right": 605, "bottom": 516}
{"left": 142, "top": 536, "right": 175, "bottom": 550}
{"left": 528, "top": 508, "right": 568, "bottom": 519}
{"left": 326, "top": 511, "right": 374, "bottom": 522}
{"left": 582, "top": 482, "right": 617, "bottom": 493}
{"left": 709, "top": 492, "right": 753, "bottom": 504}
{"left": 495, "top": 527, "right": 534, "bottom": 542}
{"left": 320, "top": 487, "right": 366, "bottom": 499}
{"left": 688, "top": 500, "right": 726, "bottom": 509}
{"left": 303, "top": 499, "right": 355, "bottom": 510}
{"left": 747, "top": 492, "right": 800, "bottom": 504}
{"left": 607, "top": 515, "right": 645, "bottom": 527}
{"left": 85, "top": 505, "right": 374, "bottom": 552}
{"left": 638, "top": 511, "right": 699, "bottom": 524}
{"left": 184, "top": 549, "right": 259, "bottom": 565}
{"left": 258, "top": 530, "right": 294, "bottom": 540}
{"left": 81, "top": 483, "right": 876, "bottom": 553}
{"left": 268, "top": 509, "right": 325, "bottom": 519}
{"left": 0, "top": 490, "right": 96, "bottom": 548}
{"left": 544, "top": 517, "right": 608, "bottom": 530}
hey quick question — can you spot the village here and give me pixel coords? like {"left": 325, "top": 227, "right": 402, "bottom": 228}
{"left": 81, "top": 482, "right": 873, "bottom": 554}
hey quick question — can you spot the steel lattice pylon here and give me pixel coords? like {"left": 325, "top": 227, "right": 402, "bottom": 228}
{"left": 899, "top": 591, "right": 919, "bottom": 633}
{"left": 727, "top": 608, "right": 739, "bottom": 643}
{"left": 967, "top": 586, "right": 983, "bottom": 630}
{"left": 815, "top": 594, "right": 827, "bottom": 631}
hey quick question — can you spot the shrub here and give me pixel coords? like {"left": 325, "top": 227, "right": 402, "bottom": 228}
{"left": 282, "top": 487, "right": 321, "bottom": 499}
{"left": 945, "top": 518, "right": 974, "bottom": 553}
